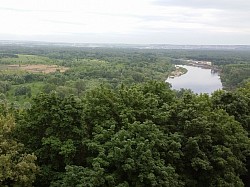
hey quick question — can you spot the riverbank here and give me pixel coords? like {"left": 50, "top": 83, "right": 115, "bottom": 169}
{"left": 176, "top": 58, "right": 220, "bottom": 71}
{"left": 168, "top": 65, "right": 188, "bottom": 78}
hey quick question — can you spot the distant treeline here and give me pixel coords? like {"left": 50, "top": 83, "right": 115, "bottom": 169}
{"left": 0, "top": 53, "right": 18, "bottom": 58}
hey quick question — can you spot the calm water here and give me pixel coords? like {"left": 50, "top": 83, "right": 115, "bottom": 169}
{"left": 166, "top": 65, "right": 222, "bottom": 94}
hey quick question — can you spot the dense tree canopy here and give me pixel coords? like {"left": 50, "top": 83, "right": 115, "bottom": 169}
{"left": 12, "top": 81, "right": 250, "bottom": 186}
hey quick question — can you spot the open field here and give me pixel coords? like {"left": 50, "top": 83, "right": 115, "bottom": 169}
{"left": 0, "top": 54, "right": 69, "bottom": 73}
{"left": 5, "top": 64, "right": 69, "bottom": 74}
{"left": 0, "top": 54, "right": 54, "bottom": 64}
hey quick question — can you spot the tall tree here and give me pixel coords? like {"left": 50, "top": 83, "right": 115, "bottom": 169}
{"left": 15, "top": 93, "right": 87, "bottom": 186}
{"left": 0, "top": 115, "right": 38, "bottom": 186}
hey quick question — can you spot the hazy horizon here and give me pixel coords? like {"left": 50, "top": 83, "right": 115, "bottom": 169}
{"left": 1, "top": 0, "right": 250, "bottom": 45}
{"left": 2, "top": 40, "right": 250, "bottom": 47}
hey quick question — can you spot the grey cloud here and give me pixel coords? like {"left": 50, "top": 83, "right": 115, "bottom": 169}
{"left": 216, "top": 11, "right": 250, "bottom": 26}
{"left": 146, "top": 0, "right": 250, "bottom": 34}
{"left": 153, "top": 0, "right": 250, "bottom": 11}
{"left": 140, "top": 13, "right": 203, "bottom": 24}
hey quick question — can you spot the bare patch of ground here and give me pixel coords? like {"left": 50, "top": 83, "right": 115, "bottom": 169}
{"left": 7, "top": 64, "right": 69, "bottom": 74}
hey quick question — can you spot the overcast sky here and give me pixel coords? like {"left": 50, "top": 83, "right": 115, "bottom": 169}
{"left": 0, "top": 0, "right": 250, "bottom": 44}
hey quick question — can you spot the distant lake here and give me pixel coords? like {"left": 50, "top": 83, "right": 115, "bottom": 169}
{"left": 166, "top": 65, "right": 222, "bottom": 94}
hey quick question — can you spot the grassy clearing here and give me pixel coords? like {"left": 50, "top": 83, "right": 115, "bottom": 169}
{"left": 0, "top": 54, "right": 69, "bottom": 74}
{"left": 0, "top": 54, "right": 54, "bottom": 65}
{"left": 7, "top": 82, "right": 45, "bottom": 104}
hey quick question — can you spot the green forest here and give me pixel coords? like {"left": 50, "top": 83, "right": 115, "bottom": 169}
{"left": 0, "top": 44, "right": 250, "bottom": 186}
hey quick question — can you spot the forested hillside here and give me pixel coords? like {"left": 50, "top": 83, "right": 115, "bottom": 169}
{"left": 0, "top": 44, "right": 250, "bottom": 186}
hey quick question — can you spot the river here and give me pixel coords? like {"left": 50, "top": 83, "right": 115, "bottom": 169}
{"left": 166, "top": 65, "right": 222, "bottom": 94}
